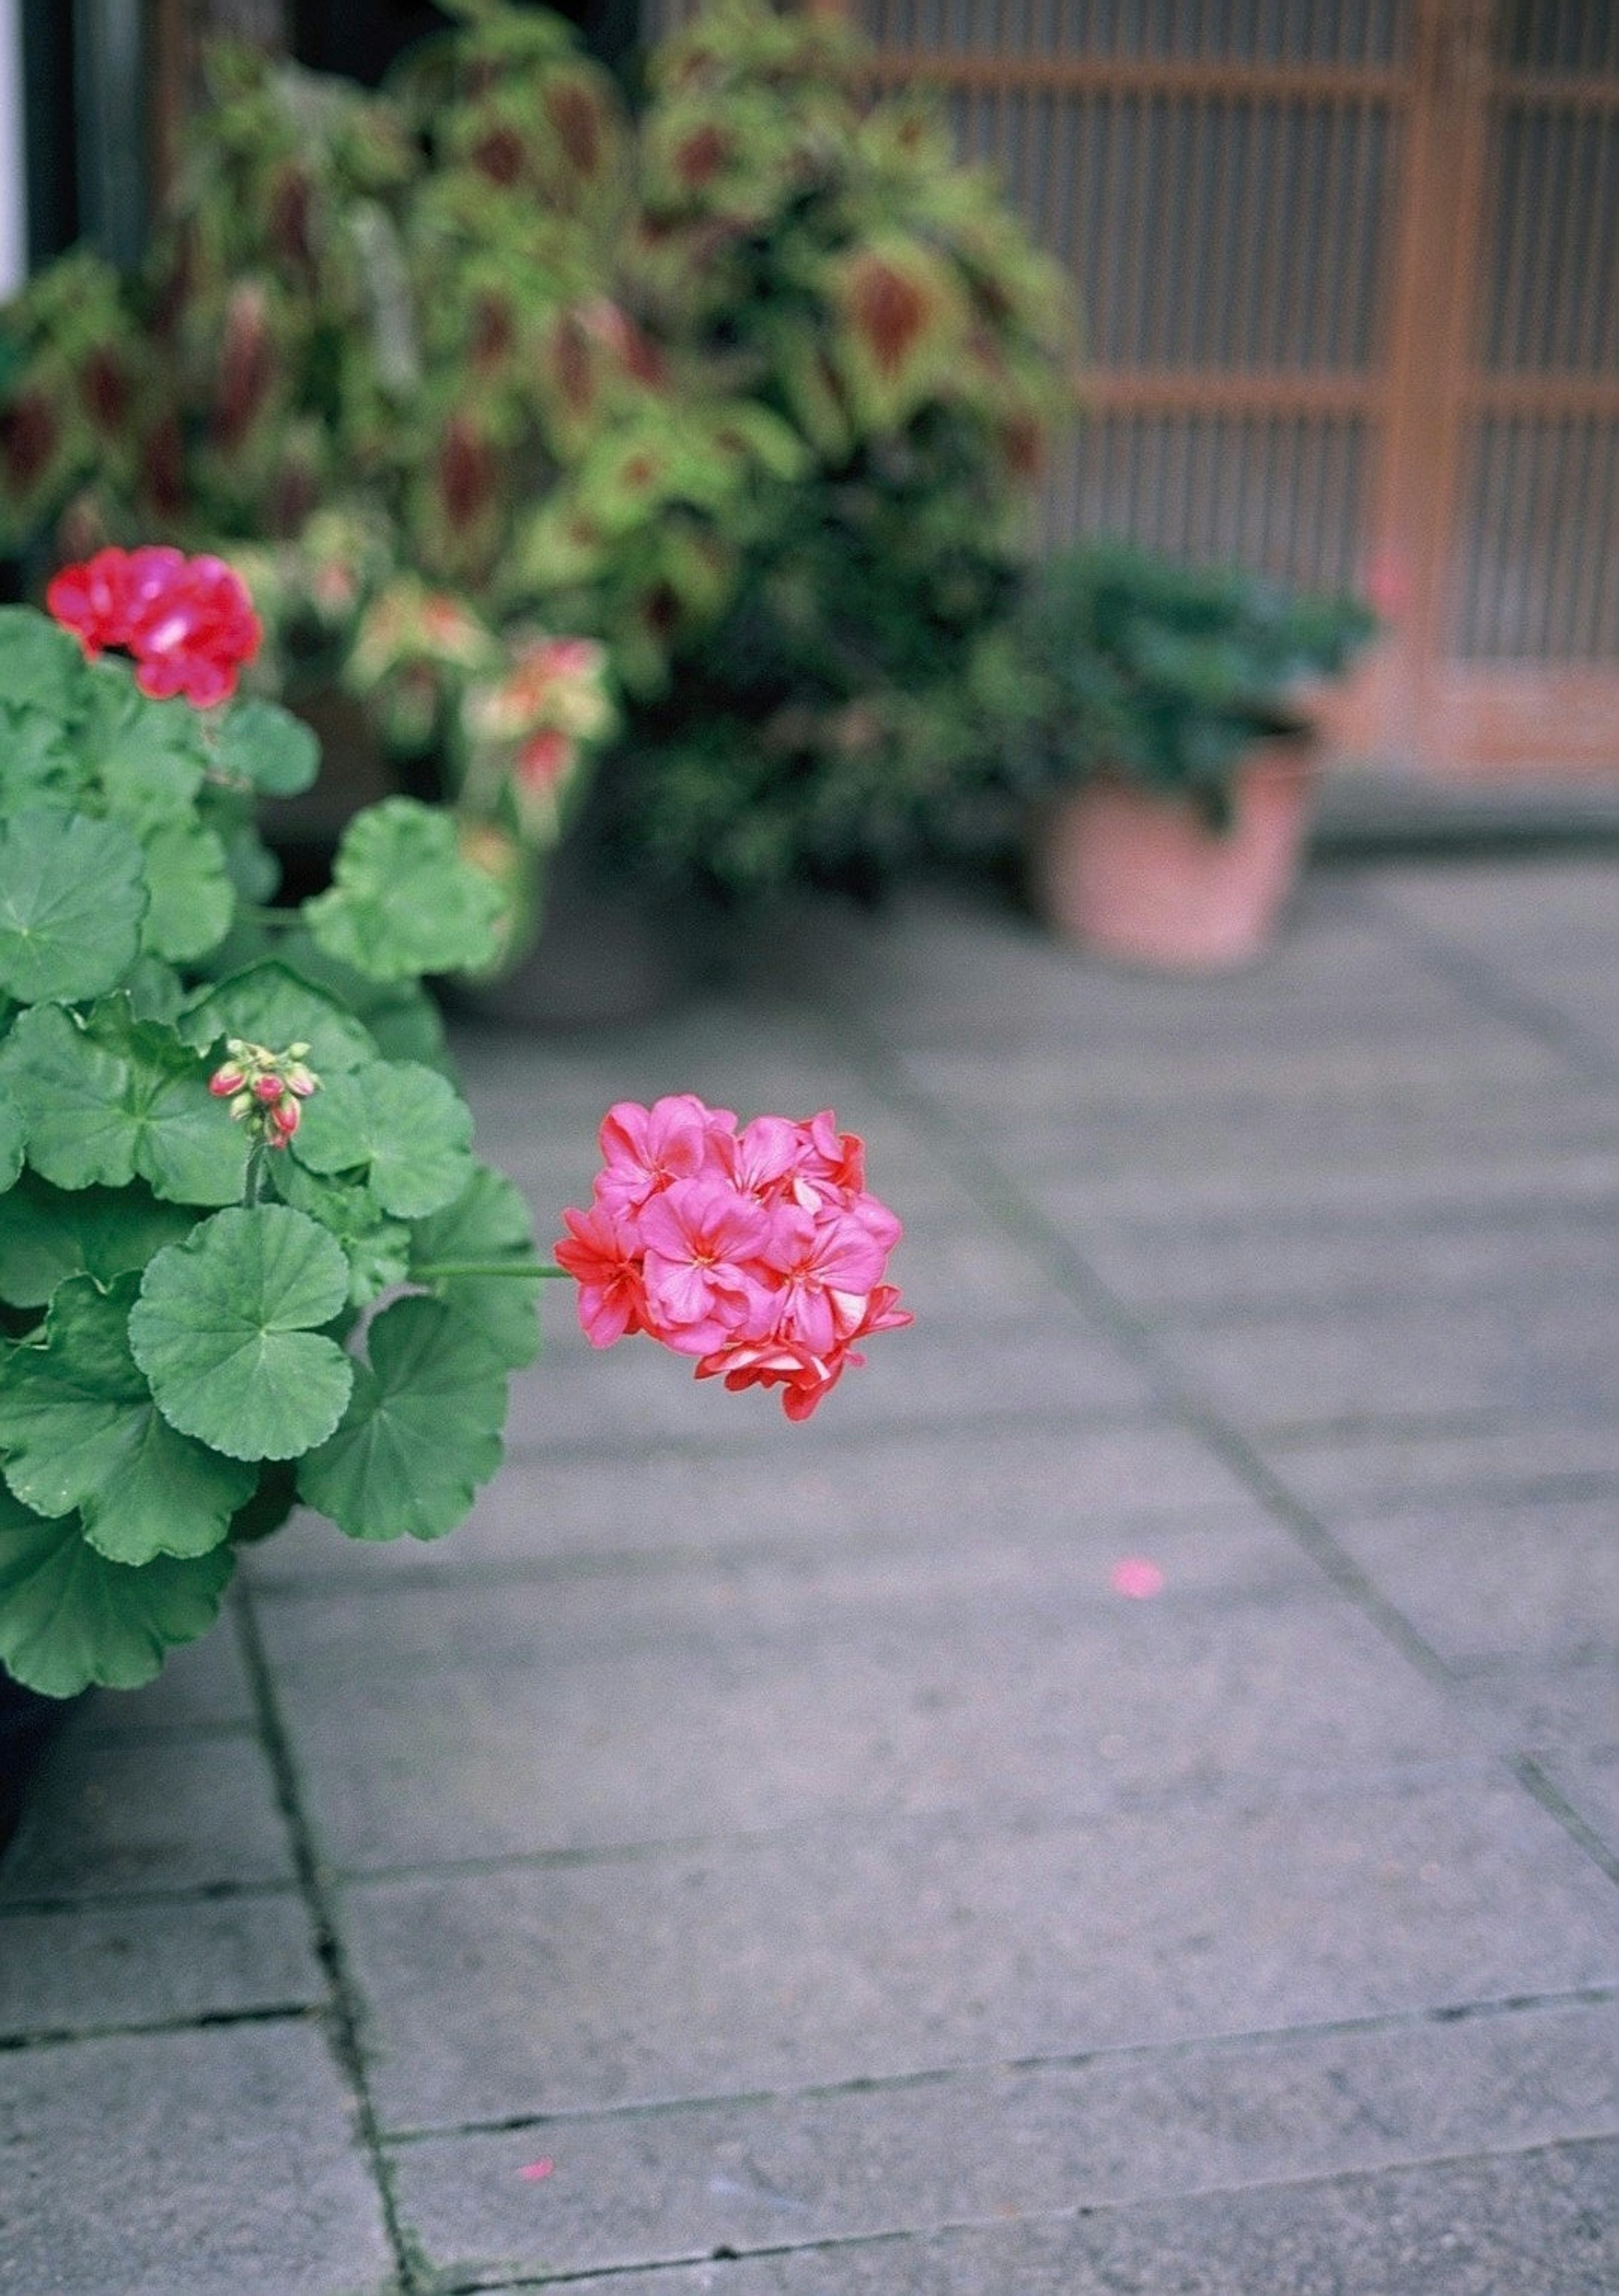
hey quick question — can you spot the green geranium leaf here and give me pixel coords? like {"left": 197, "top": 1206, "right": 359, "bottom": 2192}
{"left": 293, "top": 1059, "right": 475, "bottom": 1219}
{"left": 138, "top": 821, "right": 236, "bottom": 962}
{"left": 269, "top": 933, "right": 452, "bottom": 1072}
{"left": 0, "top": 1171, "right": 197, "bottom": 1308}
{"left": 410, "top": 1163, "right": 542, "bottom": 1370}
{"left": 0, "top": 709, "right": 85, "bottom": 808}
{"left": 305, "top": 798, "right": 506, "bottom": 981}
{"left": 82, "top": 670, "right": 208, "bottom": 832}
{"left": 0, "top": 1082, "right": 23, "bottom": 1193}
{"left": 0, "top": 1485, "right": 234, "bottom": 1698}
{"left": 0, "top": 999, "right": 248, "bottom": 1204}
{"left": 178, "top": 961, "right": 378, "bottom": 1076}
{"left": 124, "top": 954, "right": 187, "bottom": 1026}
{"left": 0, "top": 809, "right": 148, "bottom": 1004}
{"left": 213, "top": 697, "right": 320, "bottom": 797}
{"left": 129, "top": 1205, "right": 354, "bottom": 1461}
{"left": 214, "top": 813, "right": 282, "bottom": 905}
{"left": 271, "top": 1158, "right": 411, "bottom": 1306}
{"left": 0, "top": 608, "right": 87, "bottom": 716}
{"left": 298, "top": 1296, "right": 506, "bottom": 1542}
{"left": 0, "top": 1274, "right": 255, "bottom": 1563}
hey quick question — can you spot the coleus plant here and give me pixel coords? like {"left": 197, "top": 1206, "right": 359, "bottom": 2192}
{"left": 0, "top": 553, "right": 909, "bottom": 1701}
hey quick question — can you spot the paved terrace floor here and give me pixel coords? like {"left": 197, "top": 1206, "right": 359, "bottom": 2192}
{"left": 2, "top": 853, "right": 1616, "bottom": 2296}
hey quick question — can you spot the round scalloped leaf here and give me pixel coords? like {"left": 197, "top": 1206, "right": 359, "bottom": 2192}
{"left": 0, "top": 809, "right": 149, "bottom": 1004}
{"left": 0, "top": 1274, "right": 255, "bottom": 1563}
{"left": 0, "top": 1171, "right": 199, "bottom": 1308}
{"left": 305, "top": 798, "right": 506, "bottom": 982}
{"left": 124, "top": 955, "right": 187, "bottom": 1027}
{"left": 292, "top": 1059, "right": 475, "bottom": 1219}
{"left": 0, "top": 710, "right": 85, "bottom": 810}
{"left": 0, "top": 999, "right": 248, "bottom": 1204}
{"left": 81, "top": 669, "right": 208, "bottom": 832}
{"left": 271, "top": 1158, "right": 412, "bottom": 1307}
{"left": 0, "top": 1083, "right": 23, "bottom": 1194}
{"left": 297, "top": 1296, "right": 506, "bottom": 1542}
{"left": 129, "top": 1205, "right": 354, "bottom": 1462}
{"left": 409, "top": 1163, "right": 542, "bottom": 1370}
{"left": 177, "top": 961, "right": 378, "bottom": 1077}
{"left": 213, "top": 697, "right": 320, "bottom": 797}
{"left": 267, "top": 933, "right": 452, "bottom": 1072}
{"left": 138, "top": 821, "right": 236, "bottom": 963}
{"left": 0, "top": 1486, "right": 235, "bottom": 1698}
{"left": 0, "top": 608, "right": 88, "bottom": 715}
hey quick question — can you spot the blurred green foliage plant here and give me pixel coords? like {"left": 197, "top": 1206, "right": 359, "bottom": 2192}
{"left": 1003, "top": 539, "right": 1379, "bottom": 831}
{"left": 0, "top": 0, "right": 1075, "bottom": 917}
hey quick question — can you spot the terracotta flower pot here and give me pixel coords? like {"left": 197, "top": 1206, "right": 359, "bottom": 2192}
{"left": 1031, "top": 738, "right": 1316, "bottom": 972}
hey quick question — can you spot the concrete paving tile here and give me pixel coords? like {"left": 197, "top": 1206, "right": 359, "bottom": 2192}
{"left": 248, "top": 1423, "right": 1261, "bottom": 1590}
{"left": 259, "top": 1495, "right": 1308, "bottom": 1673}
{"left": 535, "top": 2137, "right": 1619, "bottom": 2294}
{"left": 391, "top": 1999, "right": 1619, "bottom": 2286}
{"left": 1541, "top": 1747, "right": 1619, "bottom": 1856}
{"left": 0, "top": 2021, "right": 393, "bottom": 2296}
{"left": 1372, "top": 857, "right": 1618, "bottom": 950}
{"left": 1155, "top": 1292, "right": 1619, "bottom": 1432}
{"left": 0, "top": 1729, "right": 292, "bottom": 1904}
{"left": 339, "top": 1776, "right": 1619, "bottom": 2130}
{"left": 898, "top": 1029, "right": 1576, "bottom": 1126}
{"left": 500, "top": 1307, "right": 1158, "bottom": 1454}
{"left": 774, "top": 884, "right": 1464, "bottom": 1036}
{"left": 1046, "top": 1202, "right": 1616, "bottom": 1321}
{"left": 1321, "top": 1494, "right": 1619, "bottom": 1669}
{"left": 264, "top": 1552, "right": 1472, "bottom": 1870}
{"left": 0, "top": 1891, "right": 320, "bottom": 2038}
{"left": 971, "top": 1083, "right": 1619, "bottom": 1187}
{"left": 452, "top": 1022, "right": 876, "bottom": 1146}
{"left": 1019, "top": 1143, "right": 1619, "bottom": 1224}
{"left": 65, "top": 1614, "right": 257, "bottom": 1738}
{"left": 1451, "top": 1655, "right": 1619, "bottom": 1757}
{"left": 1254, "top": 1424, "right": 1619, "bottom": 1513}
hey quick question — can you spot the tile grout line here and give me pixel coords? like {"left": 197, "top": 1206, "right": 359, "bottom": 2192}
{"left": 826, "top": 1010, "right": 1619, "bottom": 1891}
{"left": 1350, "top": 872, "right": 1619, "bottom": 1087}
{"left": 232, "top": 1580, "right": 422, "bottom": 2296}
{"left": 374, "top": 1981, "right": 1619, "bottom": 2148}
{"left": 0, "top": 2001, "right": 317, "bottom": 2054}
{"left": 423, "top": 2132, "right": 1619, "bottom": 2291}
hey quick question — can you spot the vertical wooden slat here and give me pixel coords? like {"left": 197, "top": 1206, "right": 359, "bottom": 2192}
{"left": 833, "top": 0, "right": 1617, "bottom": 768}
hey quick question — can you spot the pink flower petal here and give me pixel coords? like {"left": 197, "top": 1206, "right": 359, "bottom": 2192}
{"left": 1110, "top": 1558, "right": 1165, "bottom": 1600}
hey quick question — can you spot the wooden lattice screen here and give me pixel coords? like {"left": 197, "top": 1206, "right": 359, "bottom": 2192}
{"left": 645, "top": 0, "right": 1619, "bottom": 777}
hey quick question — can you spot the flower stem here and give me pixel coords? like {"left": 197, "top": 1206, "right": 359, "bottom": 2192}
{"left": 244, "top": 1146, "right": 266, "bottom": 1209}
{"left": 413, "top": 1260, "right": 567, "bottom": 1281}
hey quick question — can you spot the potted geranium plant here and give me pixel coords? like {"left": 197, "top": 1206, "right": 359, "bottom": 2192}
{"left": 0, "top": 551, "right": 909, "bottom": 1746}
{"left": 1007, "top": 538, "right": 1377, "bottom": 970}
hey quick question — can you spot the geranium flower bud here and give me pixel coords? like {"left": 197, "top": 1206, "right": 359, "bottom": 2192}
{"left": 253, "top": 1074, "right": 285, "bottom": 1103}
{"left": 209, "top": 1066, "right": 246, "bottom": 1098}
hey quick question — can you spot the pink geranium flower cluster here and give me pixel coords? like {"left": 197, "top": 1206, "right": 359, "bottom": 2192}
{"left": 46, "top": 546, "right": 262, "bottom": 707}
{"left": 555, "top": 1095, "right": 912, "bottom": 1420}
